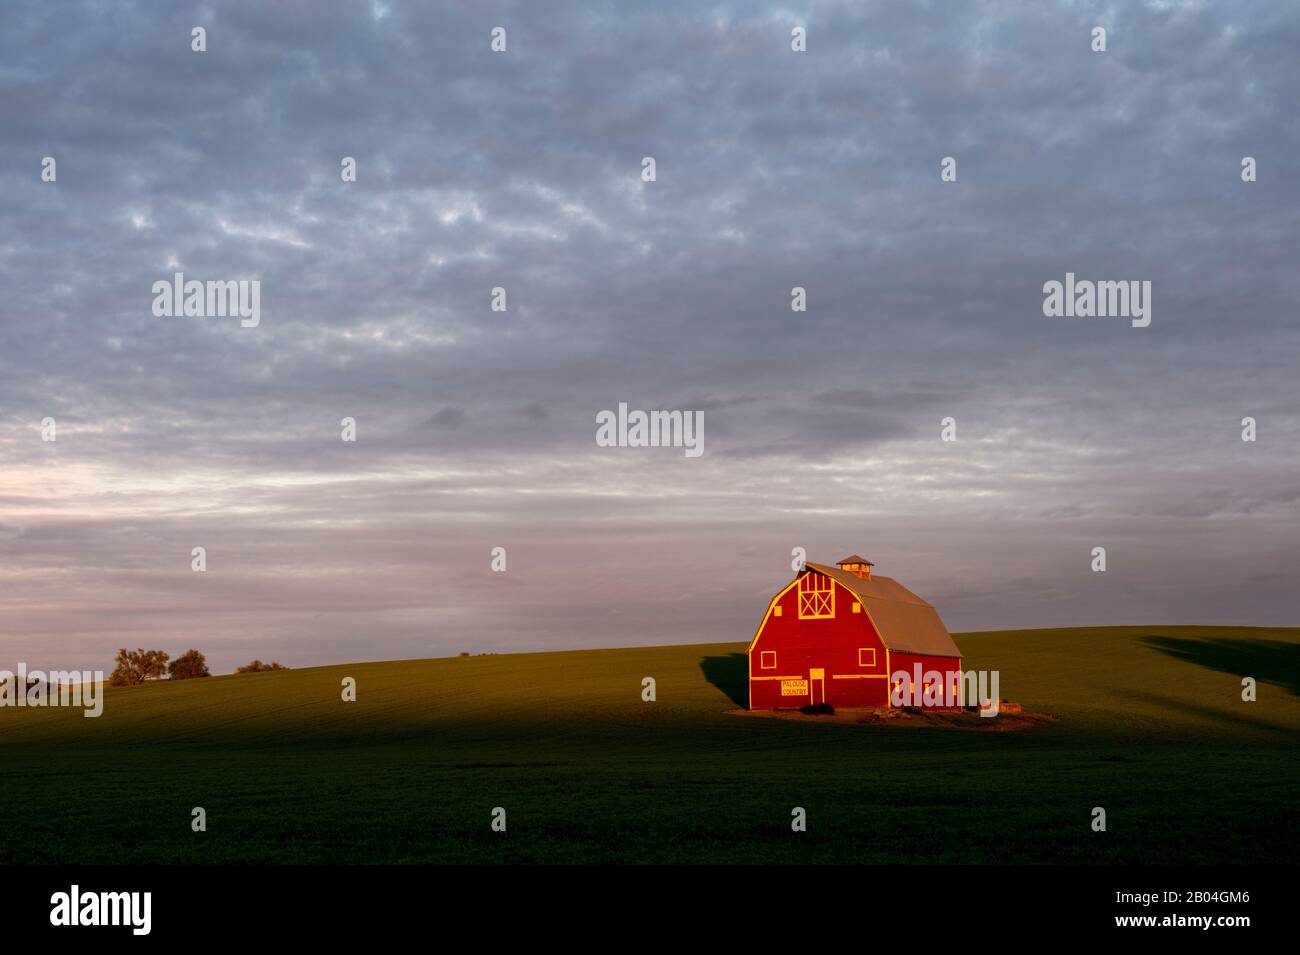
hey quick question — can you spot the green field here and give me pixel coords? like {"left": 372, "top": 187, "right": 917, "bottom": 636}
{"left": 2, "top": 626, "right": 1296, "bottom": 863}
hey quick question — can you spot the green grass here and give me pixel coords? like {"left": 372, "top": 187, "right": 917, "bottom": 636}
{"left": 2, "top": 626, "right": 1296, "bottom": 863}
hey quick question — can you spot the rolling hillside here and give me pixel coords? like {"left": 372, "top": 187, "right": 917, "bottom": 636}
{"left": 2, "top": 626, "right": 1296, "bottom": 863}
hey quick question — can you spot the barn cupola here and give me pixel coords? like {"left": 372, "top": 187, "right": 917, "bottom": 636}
{"left": 836, "top": 555, "right": 874, "bottom": 579}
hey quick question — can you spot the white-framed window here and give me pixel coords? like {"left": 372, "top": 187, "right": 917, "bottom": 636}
{"left": 760, "top": 650, "right": 777, "bottom": 669}
{"left": 797, "top": 572, "right": 834, "bottom": 619}
{"left": 858, "top": 647, "right": 876, "bottom": 667}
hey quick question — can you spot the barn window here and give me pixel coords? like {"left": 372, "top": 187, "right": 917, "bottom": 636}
{"left": 760, "top": 651, "right": 776, "bottom": 669}
{"left": 858, "top": 647, "right": 876, "bottom": 667}
{"left": 773, "top": 605, "right": 783, "bottom": 618}
{"left": 851, "top": 602, "right": 861, "bottom": 613}
{"left": 797, "top": 572, "right": 835, "bottom": 619}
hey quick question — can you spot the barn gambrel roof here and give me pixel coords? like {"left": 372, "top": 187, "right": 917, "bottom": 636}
{"left": 804, "top": 562, "right": 961, "bottom": 658}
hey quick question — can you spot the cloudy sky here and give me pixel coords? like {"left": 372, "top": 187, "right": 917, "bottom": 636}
{"left": 2, "top": 1, "right": 1297, "bottom": 673}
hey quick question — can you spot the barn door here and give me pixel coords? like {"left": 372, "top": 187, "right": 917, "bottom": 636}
{"left": 809, "top": 668, "right": 825, "bottom": 705}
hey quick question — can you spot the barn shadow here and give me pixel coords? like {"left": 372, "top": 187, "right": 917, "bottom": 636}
{"left": 1141, "top": 635, "right": 1300, "bottom": 697}
{"left": 700, "top": 653, "right": 748, "bottom": 708}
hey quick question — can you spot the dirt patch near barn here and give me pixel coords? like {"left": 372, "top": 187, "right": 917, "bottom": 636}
{"left": 724, "top": 705, "right": 1056, "bottom": 731}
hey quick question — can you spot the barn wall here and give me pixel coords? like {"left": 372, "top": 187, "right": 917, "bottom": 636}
{"left": 749, "top": 578, "right": 889, "bottom": 709}
{"left": 887, "top": 651, "right": 965, "bottom": 710}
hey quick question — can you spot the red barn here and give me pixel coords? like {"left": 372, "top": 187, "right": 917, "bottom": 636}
{"left": 746, "top": 556, "right": 962, "bottom": 710}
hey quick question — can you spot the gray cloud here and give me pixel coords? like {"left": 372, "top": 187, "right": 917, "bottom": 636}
{"left": 422, "top": 407, "right": 467, "bottom": 429}
{"left": 1, "top": 0, "right": 1297, "bottom": 672}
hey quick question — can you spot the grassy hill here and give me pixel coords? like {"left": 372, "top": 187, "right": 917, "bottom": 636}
{"left": 2, "top": 626, "right": 1296, "bottom": 863}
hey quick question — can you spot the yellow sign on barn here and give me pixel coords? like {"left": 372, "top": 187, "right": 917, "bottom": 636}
{"left": 781, "top": 679, "right": 809, "bottom": 696}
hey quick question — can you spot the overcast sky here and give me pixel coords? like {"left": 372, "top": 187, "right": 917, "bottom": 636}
{"left": 2, "top": 1, "right": 1297, "bottom": 673}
